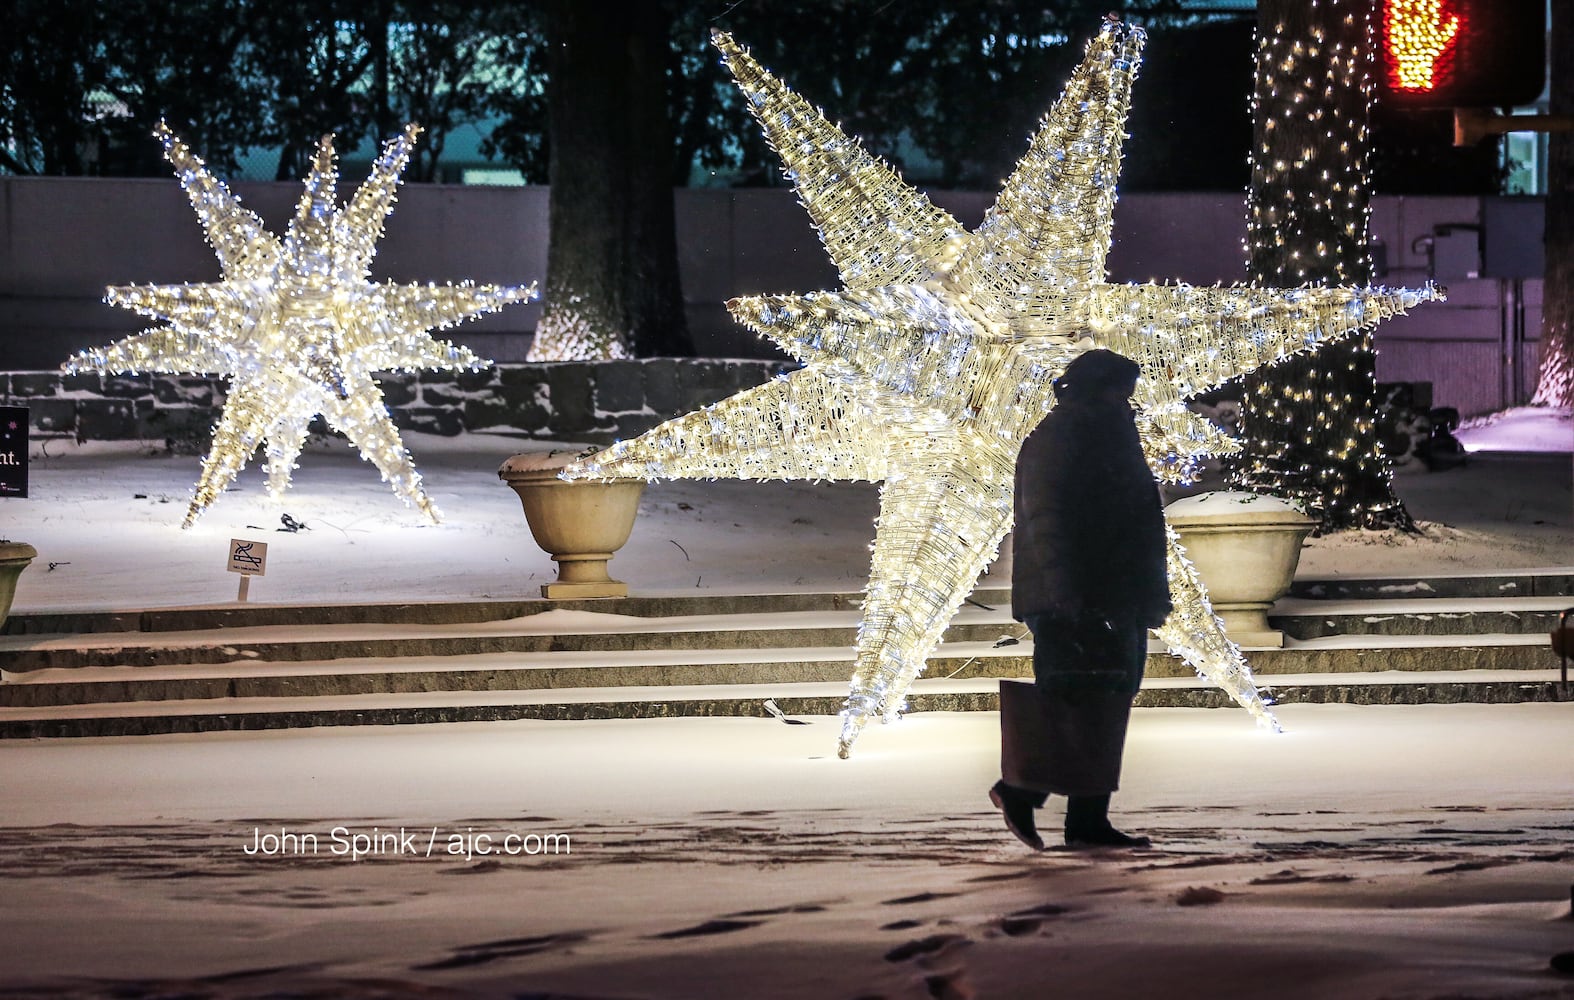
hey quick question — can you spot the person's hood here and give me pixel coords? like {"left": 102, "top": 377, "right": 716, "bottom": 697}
{"left": 1051, "top": 349, "right": 1140, "bottom": 400}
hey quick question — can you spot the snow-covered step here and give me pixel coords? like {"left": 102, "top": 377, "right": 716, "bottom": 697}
{"left": 5, "top": 592, "right": 1568, "bottom": 673}
{"left": 1289, "top": 570, "right": 1574, "bottom": 601}
{"left": 1241, "top": 632, "right": 1557, "bottom": 673}
{"left": 1, "top": 632, "right": 1562, "bottom": 714}
{"left": 0, "top": 668, "right": 1564, "bottom": 740}
{"left": 3, "top": 572, "right": 1569, "bottom": 738}
{"left": 0, "top": 607, "right": 1024, "bottom": 672}
{"left": 2, "top": 587, "right": 991, "bottom": 637}
{"left": 0, "top": 640, "right": 1033, "bottom": 708}
{"left": 6, "top": 569, "right": 1568, "bottom": 639}
{"left": 1272, "top": 596, "right": 1569, "bottom": 638}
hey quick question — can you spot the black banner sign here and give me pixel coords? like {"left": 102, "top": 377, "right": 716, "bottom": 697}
{"left": 0, "top": 406, "right": 28, "bottom": 498}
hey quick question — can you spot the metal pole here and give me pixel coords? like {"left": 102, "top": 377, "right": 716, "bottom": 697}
{"left": 1500, "top": 279, "right": 1514, "bottom": 410}
{"left": 1559, "top": 607, "right": 1572, "bottom": 697}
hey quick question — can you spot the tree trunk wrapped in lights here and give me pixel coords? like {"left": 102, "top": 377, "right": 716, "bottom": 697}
{"left": 1230, "top": 0, "right": 1413, "bottom": 532}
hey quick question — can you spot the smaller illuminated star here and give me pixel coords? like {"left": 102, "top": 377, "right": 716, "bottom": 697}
{"left": 64, "top": 123, "right": 536, "bottom": 527}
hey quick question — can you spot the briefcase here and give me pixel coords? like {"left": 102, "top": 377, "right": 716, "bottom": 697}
{"left": 999, "top": 679, "right": 1131, "bottom": 796}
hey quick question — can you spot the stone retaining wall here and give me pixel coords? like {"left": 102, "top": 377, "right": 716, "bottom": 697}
{"left": 1, "top": 360, "right": 791, "bottom": 450}
{"left": 1, "top": 363, "right": 1443, "bottom": 469}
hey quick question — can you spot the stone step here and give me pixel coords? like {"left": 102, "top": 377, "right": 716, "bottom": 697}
{"left": 5, "top": 575, "right": 1569, "bottom": 740}
{"left": 0, "top": 669, "right": 1565, "bottom": 740}
{"left": 7, "top": 591, "right": 1571, "bottom": 674}
{"left": 6, "top": 568, "right": 1570, "bottom": 638}
{"left": 0, "top": 609, "right": 1026, "bottom": 672}
{"left": 1288, "top": 571, "right": 1574, "bottom": 601}
{"left": 1271, "top": 596, "right": 1570, "bottom": 638}
{"left": 0, "top": 589, "right": 966, "bottom": 637}
{"left": 1, "top": 634, "right": 1560, "bottom": 711}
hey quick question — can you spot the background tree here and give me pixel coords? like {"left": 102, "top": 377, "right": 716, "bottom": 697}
{"left": 684, "top": 0, "right": 1179, "bottom": 190}
{"left": 1532, "top": 0, "right": 1572, "bottom": 407}
{"left": 1228, "top": 0, "right": 1413, "bottom": 532}
{"left": 524, "top": 0, "right": 691, "bottom": 360}
{"left": 384, "top": 0, "right": 528, "bottom": 182}
{"left": 247, "top": 0, "right": 380, "bottom": 179}
{"left": 96, "top": 0, "right": 265, "bottom": 177}
{"left": 0, "top": 0, "right": 114, "bottom": 175}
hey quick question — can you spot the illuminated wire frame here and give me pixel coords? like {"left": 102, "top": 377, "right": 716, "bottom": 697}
{"left": 65, "top": 124, "right": 536, "bottom": 527}
{"left": 567, "top": 24, "right": 1443, "bottom": 757}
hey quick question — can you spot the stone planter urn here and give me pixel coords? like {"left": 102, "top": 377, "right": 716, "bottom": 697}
{"left": 1164, "top": 491, "right": 1315, "bottom": 648}
{"left": 0, "top": 541, "right": 38, "bottom": 632}
{"left": 499, "top": 452, "right": 645, "bottom": 599}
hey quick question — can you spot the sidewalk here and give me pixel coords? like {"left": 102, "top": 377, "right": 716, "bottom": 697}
{"left": 2, "top": 704, "right": 1572, "bottom": 998}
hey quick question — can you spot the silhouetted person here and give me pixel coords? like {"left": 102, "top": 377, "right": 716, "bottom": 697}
{"left": 990, "top": 349, "right": 1171, "bottom": 849}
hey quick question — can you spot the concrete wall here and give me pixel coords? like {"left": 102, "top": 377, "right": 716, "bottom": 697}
{"left": 0, "top": 177, "right": 550, "bottom": 369}
{"left": 0, "top": 178, "right": 1547, "bottom": 415}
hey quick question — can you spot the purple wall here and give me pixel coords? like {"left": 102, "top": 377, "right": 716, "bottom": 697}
{"left": 0, "top": 179, "right": 1546, "bottom": 415}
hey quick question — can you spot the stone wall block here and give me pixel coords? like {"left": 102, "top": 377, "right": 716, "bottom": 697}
{"left": 100, "top": 375, "right": 155, "bottom": 399}
{"left": 374, "top": 372, "right": 418, "bottom": 408}
{"left": 594, "top": 361, "right": 645, "bottom": 413}
{"left": 136, "top": 407, "right": 214, "bottom": 453}
{"left": 642, "top": 359, "right": 680, "bottom": 414}
{"left": 75, "top": 399, "right": 139, "bottom": 440}
{"left": 60, "top": 373, "right": 106, "bottom": 394}
{"left": 487, "top": 368, "right": 551, "bottom": 431}
{"left": 419, "top": 380, "right": 470, "bottom": 407}
{"left": 461, "top": 398, "right": 533, "bottom": 432}
{"left": 546, "top": 365, "right": 595, "bottom": 434}
{"left": 402, "top": 406, "right": 462, "bottom": 437}
{"left": 26, "top": 398, "right": 76, "bottom": 435}
{"left": 454, "top": 368, "right": 499, "bottom": 393}
{"left": 153, "top": 375, "right": 218, "bottom": 407}
{"left": 677, "top": 360, "right": 737, "bottom": 411}
{"left": 9, "top": 374, "right": 61, "bottom": 397}
{"left": 615, "top": 413, "right": 661, "bottom": 441}
{"left": 392, "top": 407, "right": 464, "bottom": 437}
{"left": 730, "top": 361, "right": 783, "bottom": 390}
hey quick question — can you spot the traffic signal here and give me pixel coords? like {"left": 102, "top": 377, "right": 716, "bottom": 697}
{"left": 1379, "top": 0, "right": 1546, "bottom": 108}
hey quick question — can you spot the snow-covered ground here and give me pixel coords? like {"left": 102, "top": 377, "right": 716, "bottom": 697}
{"left": 1460, "top": 405, "right": 1574, "bottom": 453}
{"left": 2, "top": 406, "right": 1569, "bottom": 613}
{"left": 1, "top": 407, "right": 1571, "bottom": 998}
{"left": 2, "top": 706, "right": 1572, "bottom": 998}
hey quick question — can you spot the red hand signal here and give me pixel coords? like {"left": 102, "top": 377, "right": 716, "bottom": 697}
{"left": 1384, "top": 0, "right": 1462, "bottom": 92}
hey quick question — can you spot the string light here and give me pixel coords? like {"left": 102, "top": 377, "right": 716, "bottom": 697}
{"left": 64, "top": 124, "right": 536, "bottom": 527}
{"left": 566, "top": 25, "right": 1441, "bottom": 757}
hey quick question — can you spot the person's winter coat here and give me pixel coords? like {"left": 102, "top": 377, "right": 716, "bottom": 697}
{"left": 1011, "top": 349, "right": 1171, "bottom": 628}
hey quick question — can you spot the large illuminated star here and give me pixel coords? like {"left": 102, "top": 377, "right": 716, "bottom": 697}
{"left": 568, "top": 25, "right": 1441, "bottom": 757}
{"left": 65, "top": 123, "right": 536, "bottom": 527}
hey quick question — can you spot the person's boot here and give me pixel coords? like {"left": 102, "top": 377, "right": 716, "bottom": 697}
{"left": 989, "top": 780, "right": 1044, "bottom": 850}
{"left": 1064, "top": 793, "right": 1150, "bottom": 848}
